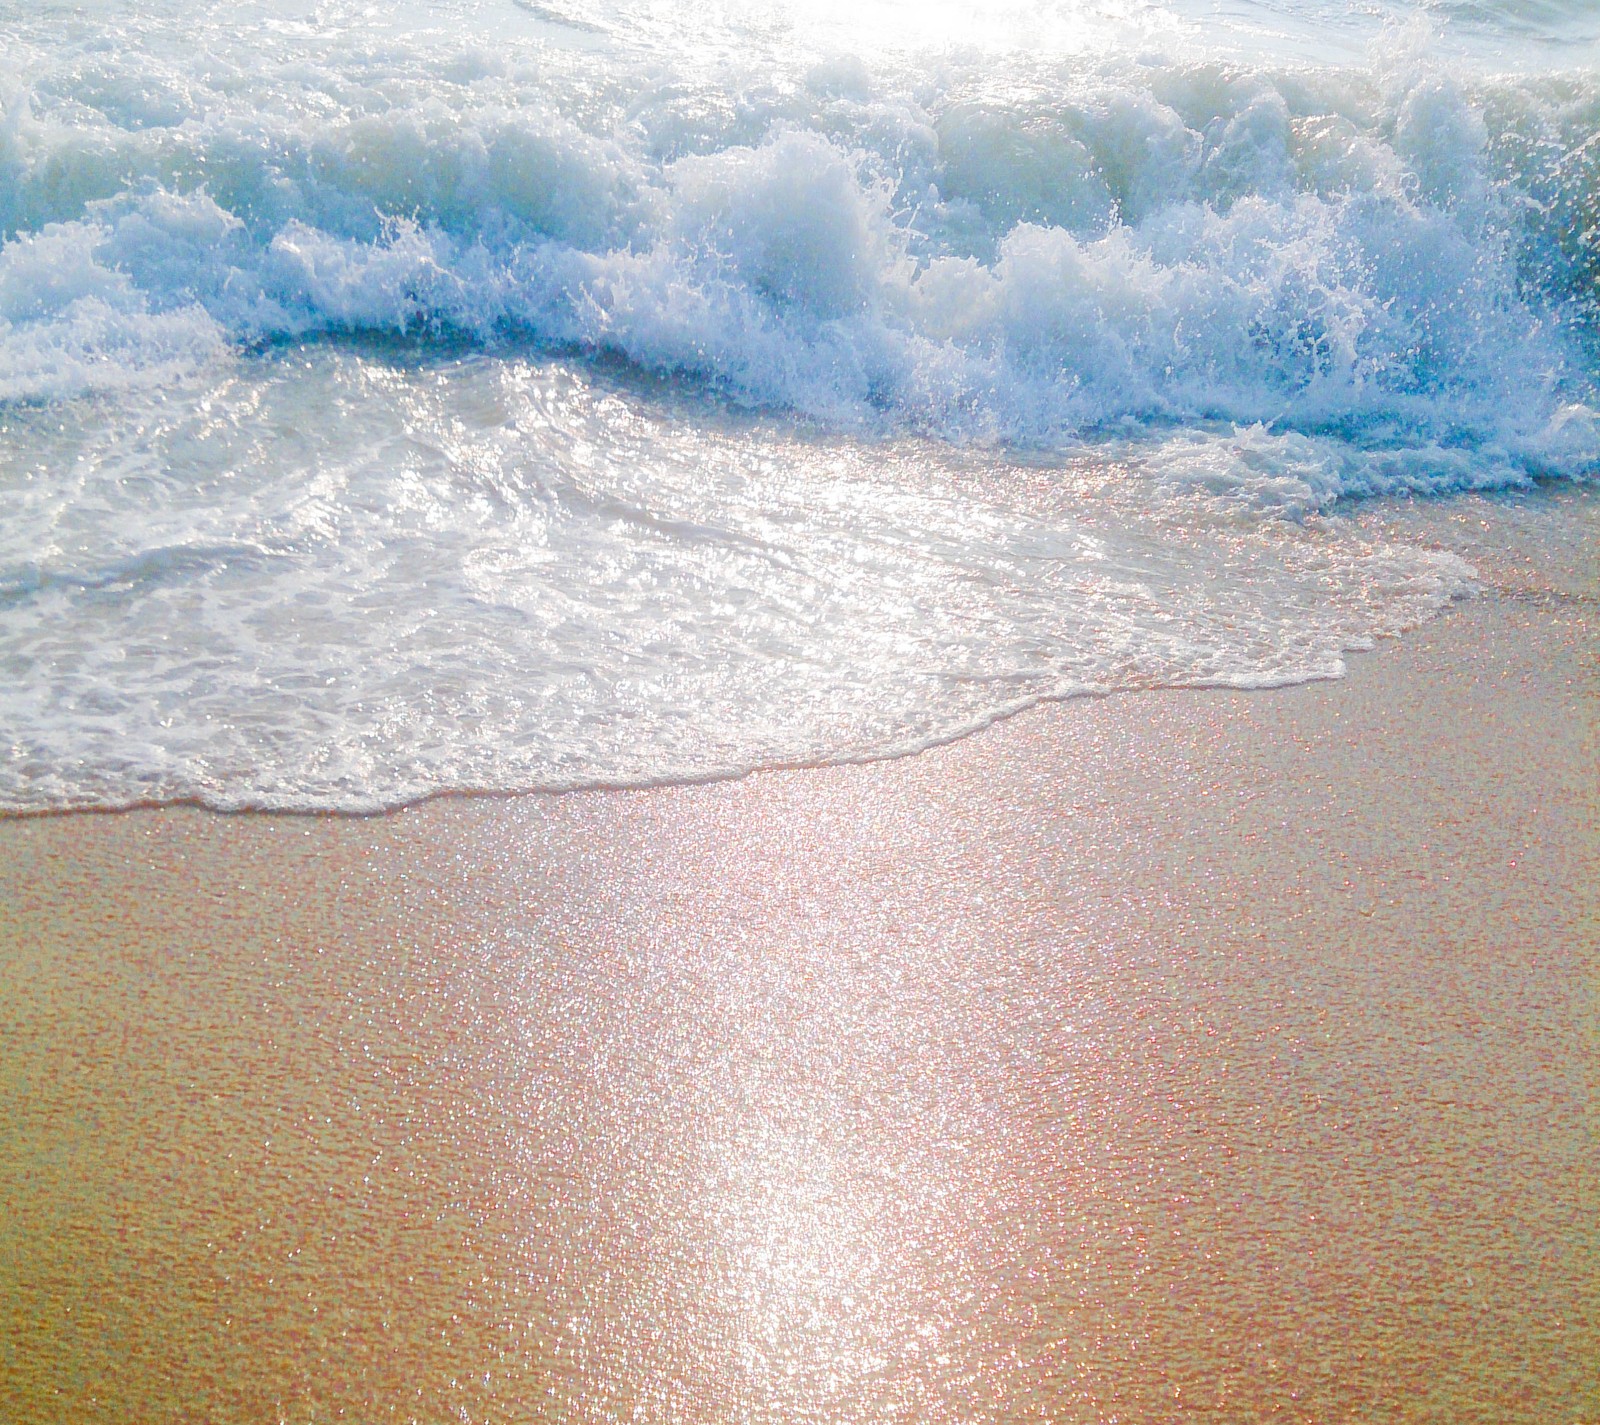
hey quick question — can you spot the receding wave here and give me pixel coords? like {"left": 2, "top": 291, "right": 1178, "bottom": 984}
{"left": 0, "top": 349, "right": 1482, "bottom": 813}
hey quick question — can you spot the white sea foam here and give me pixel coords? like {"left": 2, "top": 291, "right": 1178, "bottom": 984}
{"left": 1, "top": 0, "right": 1595, "bottom": 450}
{"left": 0, "top": 0, "right": 1593, "bottom": 810}
{"left": 0, "top": 348, "right": 1483, "bottom": 812}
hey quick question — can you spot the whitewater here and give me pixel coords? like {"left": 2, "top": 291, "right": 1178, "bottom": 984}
{"left": 0, "top": 0, "right": 1595, "bottom": 811}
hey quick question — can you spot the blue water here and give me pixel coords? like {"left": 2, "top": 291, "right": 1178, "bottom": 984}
{"left": 0, "top": 0, "right": 1593, "bottom": 810}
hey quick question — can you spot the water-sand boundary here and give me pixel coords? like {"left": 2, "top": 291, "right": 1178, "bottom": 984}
{"left": 2, "top": 497, "right": 1596, "bottom": 1423}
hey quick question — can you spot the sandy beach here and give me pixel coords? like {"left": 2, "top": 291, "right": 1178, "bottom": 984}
{"left": 1, "top": 489, "right": 1596, "bottom": 1423}
{"left": 5, "top": 0, "right": 1600, "bottom": 1414}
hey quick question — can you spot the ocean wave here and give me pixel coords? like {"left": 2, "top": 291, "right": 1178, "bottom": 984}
{"left": 0, "top": 13, "right": 1596, "bottom": 485}
{"left": 8, "top": 1, "right": 1592, "bottom": 814}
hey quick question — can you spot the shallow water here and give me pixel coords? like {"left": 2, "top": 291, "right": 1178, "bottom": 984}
{"left": 2, "top": 345, "right": 1486, "bottom": 809}
{"left": 1, "top": 0, "right": 1596, "bottom": 810}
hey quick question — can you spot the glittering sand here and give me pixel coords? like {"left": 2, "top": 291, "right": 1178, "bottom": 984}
{"left": 2, "top": 491, "right": 1596, "bottom": 1424}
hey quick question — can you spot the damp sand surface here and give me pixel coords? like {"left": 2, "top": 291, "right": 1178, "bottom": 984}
{"left": 1, "top": 491, "right": 1597, "bottom": 1424}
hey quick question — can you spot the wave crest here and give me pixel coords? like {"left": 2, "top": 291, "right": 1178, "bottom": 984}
{"left": 1, "top": 27, "right": 1597, "bottom": 484}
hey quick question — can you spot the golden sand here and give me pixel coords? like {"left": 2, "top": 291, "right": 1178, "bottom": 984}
{"left": 1, "top": 492, "right": 1596, "bottom": 1423}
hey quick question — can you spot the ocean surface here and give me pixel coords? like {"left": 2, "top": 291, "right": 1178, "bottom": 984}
{"left": 0, "top": 0, "right": 1595, "bottom": 812}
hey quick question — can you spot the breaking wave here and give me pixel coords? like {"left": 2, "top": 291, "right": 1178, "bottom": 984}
{"left": 1, "top": 2, "right": 1596, "bottom": 484}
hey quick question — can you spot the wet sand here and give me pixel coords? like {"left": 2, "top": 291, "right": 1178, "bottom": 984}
{"left": 1, "top": 493, "right": 1597, "bottom": 1424}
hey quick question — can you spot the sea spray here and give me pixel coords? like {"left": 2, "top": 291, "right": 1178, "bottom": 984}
{"left": 0, "top": 0, "right": 1593, "bottom": 810}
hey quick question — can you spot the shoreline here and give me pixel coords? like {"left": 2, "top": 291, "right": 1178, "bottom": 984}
{"left": 3, "top": 483, "right": 1589, "bottom": 825}
{"left": 2, "top": 492, "right": 1597, "bottom": 1423}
